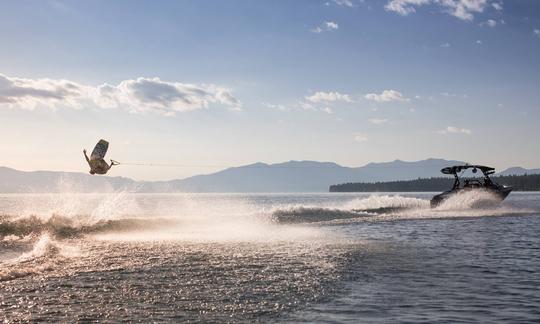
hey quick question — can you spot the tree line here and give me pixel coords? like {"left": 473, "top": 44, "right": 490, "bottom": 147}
{"left": 329, "top": 174, "right": 540, "bottom": 192}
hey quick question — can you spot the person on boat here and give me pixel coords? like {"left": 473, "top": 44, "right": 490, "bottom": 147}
{"left": 83, "top": 149, "right": 118, "bottom": 175}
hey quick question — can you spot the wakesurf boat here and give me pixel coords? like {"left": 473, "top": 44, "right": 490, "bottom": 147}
{"left": 430, "top": 164, "right": 512, "bottom": 208}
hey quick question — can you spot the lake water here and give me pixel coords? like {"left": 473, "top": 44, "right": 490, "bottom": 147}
{"left": 1, "top": 192, "right": 539, "bottom": 322}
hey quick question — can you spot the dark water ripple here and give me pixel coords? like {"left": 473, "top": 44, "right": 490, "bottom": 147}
{"left": 288, "top": 215, "right": 540, "bottom": 323}
{"left": 1, "top": 241, "right": 357, "bottom": 322}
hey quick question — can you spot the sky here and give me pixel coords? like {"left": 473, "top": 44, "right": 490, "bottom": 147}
{"left": 0, "top": 0, "right": 539, "bottom": 181}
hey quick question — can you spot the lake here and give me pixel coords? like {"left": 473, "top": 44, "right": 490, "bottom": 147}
{"left": 1, "top": 192, "right": 539, "bottom": 322}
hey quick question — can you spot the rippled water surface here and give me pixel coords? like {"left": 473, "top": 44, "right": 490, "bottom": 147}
{"left": 1, "top": 192, "right": 539, "bottom": 322}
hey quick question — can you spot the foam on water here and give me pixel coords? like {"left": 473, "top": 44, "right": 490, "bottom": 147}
{"left": 92, "top": 195, "right": 328, "bottom": 243}
{"left": 0, "top": 233, "right": 81, "bottom": 281}
{"left": 341, "top": 194, "right": 429, "bottom": 210}
{"left": 0, "top": 190, "right": 534, "bottom": 270}
{"left": 0, "top": 191, "right": 335, "bottom": 266}
{"left": 0, "top": 191, "right": 534, "bottom": 242}
{"left": 270, "top": 191, "right": 534, "bottom": 226}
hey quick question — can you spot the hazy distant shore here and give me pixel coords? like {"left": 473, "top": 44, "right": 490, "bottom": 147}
{"left": 330, "top": 174, "right": 540, "bottom": 192}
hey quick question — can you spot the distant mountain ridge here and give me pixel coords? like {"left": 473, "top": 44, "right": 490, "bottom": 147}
{"left": 0, "top": 159, "right": 537, "bottom": 193}
{"left": 143, "top": 158, "right": 465, "bottom": 192}
{"left": 0, "top": 166, "right": 135, "bottom": 193}
{"left": 496, "top": 167, "right": 540, "bottom": 176}
{"left": 330, "top": 174, "right": 540, "bottom": 192}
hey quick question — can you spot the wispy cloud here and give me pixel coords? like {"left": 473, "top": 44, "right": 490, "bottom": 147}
{"left": 440, "top": 42, "right": 451, "bottom": 48}
{"left": 535, "top": 29, "right": 540, "bottom": 38}
{"left": 0, "top": 73, "right": 241, "bottom": 115}
{"left": 437, "top": 126, "right": 472, "bottom": 135}
{"left": 332, "top": 0, "right": 354, "bottom": 7}
{"left": 440, "top": 92, "right": 468, "bottom": 98}
{"left": 262, "top": 102, "right": 288, "bottom": 111}
{"left": 311, "top": 21, "right": 339, "bottom": 33}
{"left": 298, "top": 101, "right": 317, "bottom": 111}
{"left": 365, "top": 89, "right": 409, "bottom": 102}
{"left": 305, "top": 91, "right": 352, "bottom": 103}
{"left": 385, "top": 0, "right": 495, "bottom": 21}
{"left": 385, "top": 0, "right": 430, "bottom": 16}
{"left": 481, "top": 19, "right": 497, "bottom": 27}
{"left": 368, "top": 118, "right": 389, "bottom": 124}
{"left": 353, "top": 133, "right": 368, "bottom": 142}
{"left": 322, "top": 107, "right": 334, "bottom": 114}
{"left": 0, "top": 74, "right": 89, "bottom": 110}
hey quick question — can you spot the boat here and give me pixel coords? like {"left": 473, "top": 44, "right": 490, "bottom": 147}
{"left": 430, "top": 164, "right": 512, "bottom": 208}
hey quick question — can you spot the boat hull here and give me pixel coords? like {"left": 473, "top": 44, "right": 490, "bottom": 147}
{"left": 430, "top": 187, "right": 512, "bottom": 208}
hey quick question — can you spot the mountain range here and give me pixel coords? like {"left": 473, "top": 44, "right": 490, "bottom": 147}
{"left": 496, "top": 167, "right": 540, "bottom": 177}
{"left": 1, "top": 159, "right": 539, "bottom": 193}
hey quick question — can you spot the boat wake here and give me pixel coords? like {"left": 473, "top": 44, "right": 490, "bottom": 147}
{"left": 0, "top": 190, "right": 535, "bottom": 282}
{"left": 271, "top": 195, "right": 427, "bottom": 224}
{"left": 0, "top": 191, "right": 533, "bottom": 241}
{"left": 270, "top": 191, "right": 534, "bottom": 225}
{"left": 0, "top": 214, "right": 178, "bottom": 239}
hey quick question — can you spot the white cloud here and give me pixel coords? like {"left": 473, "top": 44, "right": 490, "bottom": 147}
{"left": 0, "top": 73, "right": 241, "bottom": 115}
{"left": 365, "top": 89, "right": 410, "bottom": 102}
{"left": 326, "top": 21, "right": 339, "bottom": 29}
{"left": 443, "top": 0, "right": 490, "bottom": 20}
{"left": 311, "top": 21, "right": 339, "bottom": 33}
{"left": 96, "top": 77, "right": 242, "bottom": 114}
{"left": 476, "top": 39, "right": 483, "bottom": 44}
{"left": 535, "top": 29, "right": 540, "bottom": 37}
{"left": 295, "top": 101, "right": 339, "bottom": 114}
{"left": 306, "top": 91, "right": 352, "bottom": 103}
{"left": 492, "top": 2, "right": 502, "bottom": 10}
{"left": 385, "top": 0, "right": 493, "bottom": 21}
{"left": 262, "top": 102, "right": 287, "bottom": 111}
{"left": 354, "top": 133, "right": 368, "bottom": 142}
{"left": 0, "top": 74, "right": 89, "bottom": 110}
{"left": 482, "top": 19, "right": 497, "bottom": 27}
{"left": 368, "top": 118, "right": 388, "bottom": 124}
{"left": 440, "top": 92, "right": 468, "bottom": 98}
{"left": 440, "top": 42, "right": 451, "bottom": 48}
{"left": 385, "top": 0, "right": 430, "bottom": 16}
{"left": 333, "top": 0, "right": 354, "bottom": 7}
{"left": 438, "top": 126, "right": 472, "bottom": 135}
{"left": 322, "top": 107, "right": 334, "bottom": 114}
{"left": 298, "top": 101, "right": 317, "bottom": 111}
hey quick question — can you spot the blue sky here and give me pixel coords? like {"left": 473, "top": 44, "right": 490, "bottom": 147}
{"left": 0, "top": 0, "right": 539, "bottom": 180}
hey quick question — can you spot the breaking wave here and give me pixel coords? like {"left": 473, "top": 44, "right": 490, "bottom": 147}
{"left": 270, "top": 195, "right": 430, "bottom": 224}
{"left": 270, "top": 192, "right": 533, "bottom": 225}
{"left": 0, "top": 214, "right": 177, "bottom": 239}
{"left": 436, "top": 190, "right": 504, "bottom": 210}
{"left": 272, "top": 207, "right": 363, "bottom": 224}
{"left": 0, "top": 191, "right": 533, "bottom": 240}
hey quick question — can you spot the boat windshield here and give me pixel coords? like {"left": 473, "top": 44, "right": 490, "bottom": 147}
{"left": 451, "top": 168, "right": 497, "bottom": 190}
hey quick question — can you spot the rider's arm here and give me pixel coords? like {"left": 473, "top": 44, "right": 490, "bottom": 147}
{"left": 83, "top": 149, "right": 90, "bottom": 163}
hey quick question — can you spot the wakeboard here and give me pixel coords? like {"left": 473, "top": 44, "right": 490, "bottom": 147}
{"left": 90, "top": 139, "right": 109, "bottom": 161}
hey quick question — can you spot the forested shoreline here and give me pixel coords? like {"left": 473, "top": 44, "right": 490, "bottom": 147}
{"left": 329, "top": 174, "right": 540, "bottom": 192}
